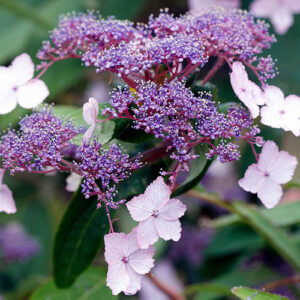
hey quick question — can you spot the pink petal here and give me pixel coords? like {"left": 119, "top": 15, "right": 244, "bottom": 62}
{"left": 250, "top": 0, "right": 274, "bottom": 17}
{"left": 238, "top": 164, "right": 265, "bottom": 194}
{"left": 258, "top": 141, "right": 279, "bottom": 172}
{"left": 159, "top": 198, "right": 186, "bottom": 221}
{"left": 155, "top": 218, "right": 182, "bottom": 242}
{"left": 126, "top": 194, "right": 154, "bottom": 222}
{"left": 106, "top": 262, "right": 129, "bottom": 295}
{"left": 65, "top": 173, "right": 82, "bottom": 192}
{"left": 230, "top": 62, "right": 249, "bottom": 93}
{"left": 82, "top": 124, "right": 96, "bottom": 144}
{"left": 260, "top": 105, "right": 282, "bottom": 129}
{"left": 263, "top": 85, "right": 285, "bottom": 106}
{"left": 137, "top": 217, "right": 159, "bottom": 249}
{"left": 269, "top": 151, "right": 297, "bottom": 184}
{"left": 0, "top": 89, "right": 18, "bottom": 115}
{"left": 270, "top": 7, "right": 294, "bottom": 35}
{"left": 144, "top": 177, "right": 171, "bottom": 210}
{"left": 104, "top": 233, "right": 125, "bottom": 263}
{"left": 247, "top": 81, "right": 265, "bottom": 105}
{"left": 122, "top": 227, "right": 140, "bottom": 257}
{"left": 0, "top": 184, "right": 17, "bottom": 214}
{"left": 124, "top": 265, "right": 143, "bottom": 295}
{"left": 257, "top": 177, "right": 282, "bottom": 209}
{"left": 16, "top": 79, "right": 49, "bottom": 109}
{"left": 129, "top": 246, "right": 155, "bottom": 274}
{"left": 10, "top": 53, "right": 34, "bottom": 86}
{"left": 83, "top": 97, "right": 99, "bottom": 125}
{"left": 0, "top": 169, "right": 4, "bottom": 183}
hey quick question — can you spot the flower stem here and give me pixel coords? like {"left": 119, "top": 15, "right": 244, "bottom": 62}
{"left": 146, "top": 273, "right": 187, "bottom": 300}
{"left": 261, "top": 275, "right": 300, "bottom": 292}
{"left": 202, "top": 56, "right": 225, "bottom": 85}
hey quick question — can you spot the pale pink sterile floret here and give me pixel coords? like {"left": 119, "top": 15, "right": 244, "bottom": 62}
{"left": 251, "top": 0, "right": 300, "bottom": 34}
{"left": 126, "top": 176, "right": 187, "bottom": 249}
{"left": 0, "top": 53, "right": 49, "bottom": 115}
{"left": 104, "top": 227, "right": 155, "bottom": 295}
{"left": 65, "top": 172, "right": 82, "bottom": 192}
{"left": 260, "top": 85, "right": 300, "bottom": 136}
{"left": 230, "top": 61, "right": 265, "bottom": 118}
{"left": 189, "top": 0, "right": 240, "bottom": 13}
{"left": 238, "top": 141, "right": 297, "bottom": 209}
{"left": 0, "top": 169, "right": 17, "bottom": 214}
{"left": 82, "top": 97, "right": 99, "bottom": 143}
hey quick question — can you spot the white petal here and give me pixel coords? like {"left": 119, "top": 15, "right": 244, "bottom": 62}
{"left": 126, "top": 194, "right": 154, "bottom": 222}
{"left": 238, "top": 164, "right": 265, "bottom": 194}
{"left": 230, "top": 62, "right": 249, "bottom": 94}
{"left": 257, "top": 177, "right": 282, "bottom": 209}
{"left": 260, "top": 105, "right": 282, "bottom": 129}
{"left": 247, "top": 81, "right": 265, "bottom": 105}
{"left": 10, "top": 53, "right": 34, "bottom": 86}
{"left": 129, "top": 246, "right": 155, "bottom": 274}
{"left": 137, "top": 217, "right": 159, "bottom": 249}
{"left": 16, "top": 79, "right": 49, "bottom": 109}
{"left": 159, "top": 198, "right": 186, "bottom": 221}
{"left": 104, "top": 233, "right": 125, "bottom": 263}
{"left": 250, "top": 0, "right": 275, "bottom": 17}
{"left": 270, "top": 7, "right": 294, "bottom": 35}
{"left": 124, "top": 265, "right": 143, "bottom": 295}
{"left": 82, "top": 124, "right": 96, "bottom": 144}
{"left": 258, "top": 141, "right": 279, "bottom": 172}
{"left": 122, "top": 227, "right": 140, "bottom": 257}
{"left": 0, "top": 89, "right": 17, "bottom": 115}
{"left": 0, "top": 184, "right": 17, "bottom": 214}
{"left": 106, "top": 262, "right": 129, "bottom": 295}
{"left": 155, "top": 218, "right": 182, "bottom": 242}
{"left": 83, "top": 97, "right": 99, "bottom": 125}
{"left": 269, "top": 151, "right": 297, "bottom": 184}
{"left": 65, "top": 173, "right": 82, "bottom": 192}
{"left": 263, "top": 85, "right": 285, "bottom": 106}
{"left": 0, "top": 169, "right": 4, "bottom": 183}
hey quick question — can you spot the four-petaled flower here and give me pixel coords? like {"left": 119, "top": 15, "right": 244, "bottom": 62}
{"left": 0, "top": 53, "right": 49, "bottom": 115}
{"left": 239, "top": 141, "right": 297, "bottom": 208}
{"left": 260, "top": 85, "right": 300, "bottom": 136}
{"left": 230, "top": 61, "right": 265, "bottom": 118}
{"left": 0, "top": 169, "right": 16, "bottom": 214}
{"left": 126, "top": 177, "right": 186, "bottom": 249}
{"left": 82, "top": 97, "right": 99, "bottom": 143}
{"left": 104, "top": 228, "right": 155, "bottom": 295}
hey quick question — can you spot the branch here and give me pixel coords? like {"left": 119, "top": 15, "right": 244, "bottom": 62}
{"left": 261, "top": 275, "right": 300, "bottom": 292}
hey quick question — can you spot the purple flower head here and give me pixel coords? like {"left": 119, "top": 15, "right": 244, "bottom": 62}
{"left": 0, "top": 222, "right": 40, "bottom": 263}
{"left": 0, "top": 107, "right": 78, "bottom": 174}
{"left": 75, "top": 141, "right": 142, "bottom": 208}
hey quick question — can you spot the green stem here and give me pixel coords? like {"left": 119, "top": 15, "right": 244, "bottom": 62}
{"left": 0, "top": 0, "right": 53, "bottom": 31}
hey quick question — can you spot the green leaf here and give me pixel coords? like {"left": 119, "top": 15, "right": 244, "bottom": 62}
{"left": 232, "top": 286, "right": 289, "bottom": 300}
{"left": 30, "top": 267, "right": 118, "bottom": 300}
{"left": 172, "top": 144, "right": 212, "bottom": 197}
{"left": 213, "top": 201, "right": 300, "bottom": 228}
{"left": 117, "top": 125, "right": 155, "bottom": 143}
{"left": 232, "top": 202, "right": 300, "bottom": 272}
{"left": 53, "top": 191, "right": 111, "bottom": 288}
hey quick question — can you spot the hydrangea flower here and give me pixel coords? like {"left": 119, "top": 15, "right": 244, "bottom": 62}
{"left": 65, "top": 172, "right": 82, "bottom": 192}
{"left": 230, "top": 61, "right": 265, "bottom": 118}
{"left": 189, "top": 0, "right": 240, "bottom": 13}
{"left": 0, "top": 53, "right": 49, "bottom": 115}
{"left": 82, "top": 97, "right": 99, "bottom": 142}
{"left": 239, "top": 141, "right": 297, "bottom": 208}
{"left": 126, "top": 177, "right": 186, "bottom": 249}
{"left": 104, "top": 228, "right": 155, "bottom": 295}
{"left": 251, "top": 0, "right": 300, "bottom": 34}
{"left": 260, "top": 85, "right": 300, "bottom": 136}
{"left": 0, "top": 169, "right": 16, "bottom": 214}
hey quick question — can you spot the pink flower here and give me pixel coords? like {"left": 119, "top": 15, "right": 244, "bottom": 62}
{"left": 126, "top": 177, "right": 186, "bottom": 249}
{"left": 189, "top": 0, "right": 240, "bottom": 13}
{"left": 230, "top": 61, "right": 265, "bottom": 118}
{"left": 65, "top": 172, "right": 82, "bottom": 192}
{"left": 260, "top": 85, "right": 300, "bottom": 136}
{"left": 239, "top": 141, "right": 297, "bottom": 209}
{"left": 82, "top": 97, "right": 99, "bottom": 143}
{"left": 251, "top": 0, "right": 300, "bottom": 34}
{"left": 104, "top": 228, "right": 155, "bottom": 295}
{"left": 0, "top": 53, "right": 49, "bottom": 115}
{"left": 0, "top": 169, "right": 16, "bottom": 214}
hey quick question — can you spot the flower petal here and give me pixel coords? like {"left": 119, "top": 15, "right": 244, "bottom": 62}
{"left": 257, "top": 177, "right": 282, "bottom": 209}
{"left": 270, "top": 7, "right": 293, "bottom": 35}
{"left": 104, "top": 232, "right": 125, "bottom": 263}
{"left": 159, "top": 198, "right": 186, "bottom": 221}
{"left": 263, "top": 85, "right": 285, "bottom": 106}
{"left": 269, "top": 151, "right": 297, "bottom": 184}
{"left": 10, "top": 53, "right": 34, "bottom": 86}
{"left": 0, "top": 184, "right": 17, "bottom": 214}
{"left": 155, "top": 218, "right": 182, "bottom": 242}
{"left": 258, "top": 141, "right": 279, "bottom": 172}
{"left": 126, "top": 194, "right": 153, "bottom": 222}
{"left": 16, "top": 79, "right": 49, "bottom": 109}
{"left": 0, "top": 89, "right": 17, "bottom": 115}
{"left": 122, "top": 227, "right": 140, "bottom": 257}
{"left": 65, "top": 172, "right": 82, "bottom": 192}
{"left": 82, "top": 124, "right": 96, "bottom": 144}
{"left": 238, "top": 164, "right": 265, "bottom": 194}
{"left": 260, "top": 105, "right": 282, "bottom": 129}
{"left": 129, "top": 246, "right": 155, "bottom": 275}
{"left": 83, "top": 97, "right": 99, "bottom": 125}
{"left": 106, "top": 262, "right": 129, "bottom": 295}
{"left": 137, "top": 217, "right": 159, "bottom": 249}
{"left": 124, "top": 265, "right": 143, "bottom": 295}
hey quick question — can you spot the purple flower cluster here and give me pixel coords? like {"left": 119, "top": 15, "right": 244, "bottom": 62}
{"left": 0, "top": 108, "right": 78, "bottom": 174}
{"left": 0, "top": 222, "right": 40, "bottom": 263}
{"left": 75, "top": 142, "right": 142, "bottom": 207}
{"left": 103, "top": 80, "right": 258, "bottom": 165}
